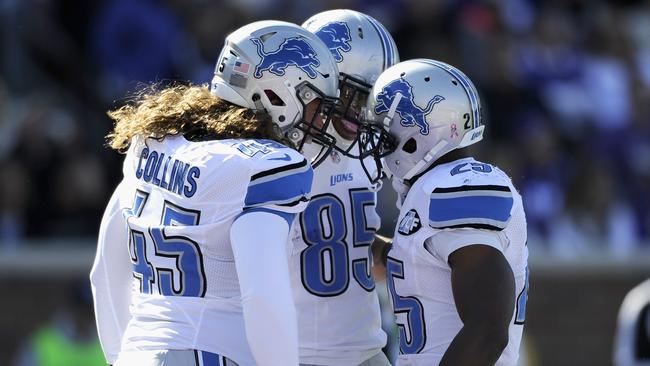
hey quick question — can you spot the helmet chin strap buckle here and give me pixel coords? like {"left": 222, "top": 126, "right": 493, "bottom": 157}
{"left": 252, "top": 93, "right": 265, "bottom": 111}
{"left": 401, "top": 140, "right": 448, "bottom": 181}
{"left": 383, "top": 93, "right": 403, "bottom": 129}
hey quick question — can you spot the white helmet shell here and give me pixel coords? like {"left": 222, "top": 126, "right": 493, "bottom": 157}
{"left": 367, "top": 59, "right": 484, "bottom": 181}
{"left": 303, "top": 10, "right": 399, "bottom": 180}
{"left": 210, "top": 20, "right": 339, "bottom": 135}
{"left": 302, "top": 9, "right": 399, "bottom": 84}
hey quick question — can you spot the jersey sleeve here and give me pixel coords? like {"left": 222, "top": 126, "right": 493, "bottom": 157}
{"left": 425, "top": 229, "right": 505, "bottom": 264}
{"left": 89, "top": 182, "right": 132, "bottom": 364}
{"left": 425, "top": 183, "right": 514, "bottom": 263}
{"left": 230, "top": 211, "right": 299, "bottom": 365}
{"left": 241, "top": 149, "right": 314, "bottom": 225}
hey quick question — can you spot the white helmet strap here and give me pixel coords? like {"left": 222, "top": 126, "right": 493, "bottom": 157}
{"left": 383, "top": 93, "right": 403, "bottom": 129}
{"left": 402, "top": 140, "right": 448, "bottom": 181}
{"left": 391, "top": 178, "right": 410, "bottom": 209}
{"left": 400, "top": 125, "right": 484, "bottom": 181}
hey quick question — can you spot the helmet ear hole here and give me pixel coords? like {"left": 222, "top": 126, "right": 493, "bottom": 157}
{"left": 402, "top": 138, "right": 417, "bottom": 153}
{"left": 264, "top": 90, "right": 286, "bottom": 106}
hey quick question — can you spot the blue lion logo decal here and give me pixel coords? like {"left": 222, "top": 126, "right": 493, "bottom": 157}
{"left": 315, "top": 21, "right": 352, "bottom": 62}
{"left": 374, "top": 78, "right": 445, "bottom": 135}
{"left": 252, "top": 37, "right": 320, "bottom": 79}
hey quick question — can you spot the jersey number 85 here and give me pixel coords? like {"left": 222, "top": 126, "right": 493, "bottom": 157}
{"left": 299, "top": 188, "right": 376, "bottom": 297}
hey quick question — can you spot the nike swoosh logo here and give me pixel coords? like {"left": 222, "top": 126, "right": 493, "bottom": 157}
{"left": 269, "top": 153, "right": 291, "bottom": 161}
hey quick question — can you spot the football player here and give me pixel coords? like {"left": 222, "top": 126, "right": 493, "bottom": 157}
{"left": 366, "top": 59, "right": 529, "bottom": 365}
{"left": 290, "top": 10, "right": 399, "bottom": 366}
{"left": 614, "top": 278, "right": 650, "bottom": 365}
{"left": 90, "top": 21, "right": 340, "bottom": 366}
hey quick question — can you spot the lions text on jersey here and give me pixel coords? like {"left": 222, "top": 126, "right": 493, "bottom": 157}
{"left": 387, "top": 157, "right": 529, "bottom": 366}
{"left": 288, "top": 149, "right": 387, "bottom": 365}
{"left": 92, "top": 136, "right": 312, "bottom": 364}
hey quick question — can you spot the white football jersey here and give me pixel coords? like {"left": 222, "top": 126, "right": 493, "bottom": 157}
{"left": 100, "top": 136, "right": 312, "bottom": 364}
{"left": 387, "top": 157, "right": 529, "bottom": 366}
{"left": 288, "top": 149, "right": 387, "bottom": 365}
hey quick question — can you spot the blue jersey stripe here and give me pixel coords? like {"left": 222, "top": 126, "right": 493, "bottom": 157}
{"left": 238, "top": 207, "right": 296, "bottom": 226}
{"left": 199, "top": 350, "right": 220, "bottom": 365}
{"left": 429, "top": 195, "right": 513, "bottom": 224}
{"left": 250, "top": 158, "right": 308, "bottom": 183}
{"left": 244, "top": 167, "right": 313, "bottom": 208}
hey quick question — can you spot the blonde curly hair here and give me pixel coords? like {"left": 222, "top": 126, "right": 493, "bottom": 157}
{"left": 107, "top": 83, "right": 291, "bottom": 152}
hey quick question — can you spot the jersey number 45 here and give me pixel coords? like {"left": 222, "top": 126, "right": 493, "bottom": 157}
{"left": 124, "top": 190, "right": 206, "bottom": 297}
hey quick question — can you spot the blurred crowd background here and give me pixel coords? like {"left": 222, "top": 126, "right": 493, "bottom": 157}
{"left": 1, "top": 0, "right": 649, "bottom": 365}
{"left": 2, "top": 0, "right": 650, "bottom": 255}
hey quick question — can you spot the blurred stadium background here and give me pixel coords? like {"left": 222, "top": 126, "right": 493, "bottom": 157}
{"left": 1, "top": 0, "right": 649, "bottom": 365}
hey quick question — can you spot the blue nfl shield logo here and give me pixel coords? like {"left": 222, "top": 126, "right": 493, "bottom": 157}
{"left": 398, "top": 209, "right": 421, "bottom": 236}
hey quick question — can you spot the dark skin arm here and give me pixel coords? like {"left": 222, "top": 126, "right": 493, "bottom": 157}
{"left": 371, "top": 234, "right": 392, "bottom": 282}
{"left": 440, "top": 244, "right": 515, "bottom": 366}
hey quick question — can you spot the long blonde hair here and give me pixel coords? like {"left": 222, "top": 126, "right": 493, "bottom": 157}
{"left": 107, "top": 84, "right": 290, "bottom": 152}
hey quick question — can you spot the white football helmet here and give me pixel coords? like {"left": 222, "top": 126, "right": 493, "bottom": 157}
{"left": 210, "top": 20, "right": 341, "bottom": 164}
{"left": 366, "top": 59, "right": 484, "bottom": 181}
{"left": 303, "top": 9, "right": 399, "bottom": 180}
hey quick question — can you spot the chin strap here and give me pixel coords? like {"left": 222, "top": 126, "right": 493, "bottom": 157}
{"left": 401, "top": 140, "right": 449, "bottom": 181}
{"left": 383, "top": 93, "right": 402, "bottom": 130}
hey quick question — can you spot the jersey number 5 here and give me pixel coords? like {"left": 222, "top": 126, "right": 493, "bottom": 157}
{"left": 515, "top": 266, "right": 529, "bottom": 324}
{"left": 386, "top": 257, "right": 426, "bottom": 354}
{"left": 300, "top": 189, "right": 376, "bottom": 297}
{"left": 125, "top": 190, "right": 206, "bottom": 297}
